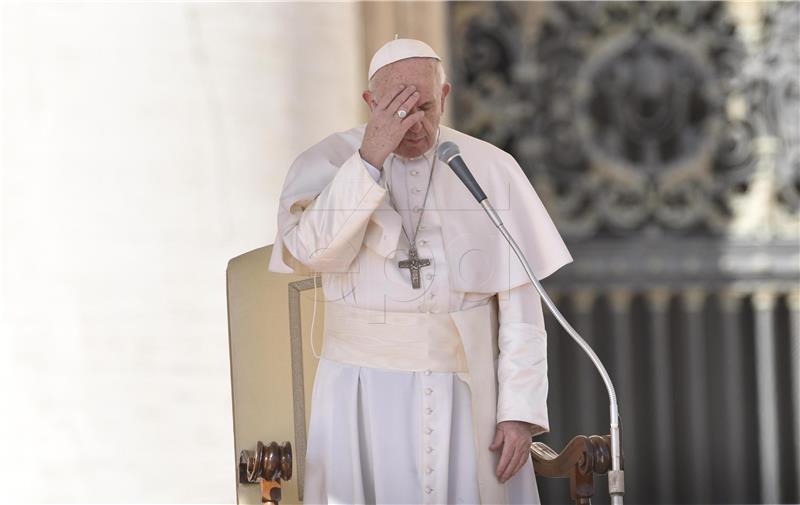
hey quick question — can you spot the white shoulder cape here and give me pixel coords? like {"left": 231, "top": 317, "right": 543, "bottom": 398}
{"left": 269, "top": 124, "right": 572, "bottom": 292}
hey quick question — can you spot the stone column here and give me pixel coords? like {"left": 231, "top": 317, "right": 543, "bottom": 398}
{"left": 789, "top": 290, "right": 800, "bottom": 501}
{"left": 719, "top": 288, "right": 747, "bottom": 503}
{"left": 543, "top": 290, "right": 566, "bottom": 446}
{"left": 573, "top": 288, "right": 598, "bottom": 434}
{"left": 539, "top": 290, "right": 565, "bottom": 505}
{"left": 752, "top": 288, "right": 780, "bottom": 505}
{"left": 647, "top": 288, "right": 674, "bottom": 504}
{"left": 609, "top": 288, "right": 636, "bottom": 500}
{"left": 683, "top": 287, "right": 710, "bottom": 505}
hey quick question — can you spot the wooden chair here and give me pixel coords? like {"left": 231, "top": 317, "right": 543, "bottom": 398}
{"left": 228, "top": 245, "right": 622, "bottom": 504}
{"left": 531, "top": 435, "right": 621, "bottom": 504}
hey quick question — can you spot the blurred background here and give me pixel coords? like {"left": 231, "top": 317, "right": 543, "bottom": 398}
{"left": 0, "top": 1, "right": 797, "bottom": 504}
{"left": 449, "top": 3, "right": 800, "bottom": 505}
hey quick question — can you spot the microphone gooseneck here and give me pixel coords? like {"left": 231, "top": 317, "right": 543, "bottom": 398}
{"left": 438, "top": 141, "right": 625, "bottom": 505}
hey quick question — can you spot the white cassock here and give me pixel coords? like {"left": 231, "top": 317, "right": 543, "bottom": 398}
{"left": 269, "top": 124, "right": 573, "bottom": 504}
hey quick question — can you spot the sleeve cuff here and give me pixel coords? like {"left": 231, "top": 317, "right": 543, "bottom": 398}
{"left": 497, "top": 411, "right": 549, "bottom": 437}
{"left": 361, "top": 157, "right": 382, "bottom": 182}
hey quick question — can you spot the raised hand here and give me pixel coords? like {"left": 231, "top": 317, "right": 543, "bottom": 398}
{"left": 359, "top": 84, "right": 425, "bottom": 168}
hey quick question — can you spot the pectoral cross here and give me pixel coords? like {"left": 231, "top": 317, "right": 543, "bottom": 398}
{"left": 398, "top": 244, "right": 431, "bottom": 289}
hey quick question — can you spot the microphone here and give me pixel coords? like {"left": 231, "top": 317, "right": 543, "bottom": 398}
{"left": 438, "top": 140, "right": 626, "bottom": 504}
{"left": 436, "top": 141, "right": 487, "bottom": 203}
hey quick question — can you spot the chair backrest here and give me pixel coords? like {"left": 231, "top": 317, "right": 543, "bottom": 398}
{"left": 227, "top": 244, "right": 324, "bottom": 504}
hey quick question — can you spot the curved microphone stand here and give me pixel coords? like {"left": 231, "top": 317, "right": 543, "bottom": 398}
{"left": 438, "top": 142, "right": 625, "bottom": 505}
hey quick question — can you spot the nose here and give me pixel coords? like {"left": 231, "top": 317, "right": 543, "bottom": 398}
{"left": 408, "top": 120, "right": 423, "bottom": 133}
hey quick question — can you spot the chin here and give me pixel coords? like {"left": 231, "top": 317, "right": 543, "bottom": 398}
{"left": 397, "top": 139, "right": 432, "bottom": 158}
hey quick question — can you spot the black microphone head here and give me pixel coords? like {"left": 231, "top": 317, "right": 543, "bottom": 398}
{"left": 437, "top": 141, "right": 460, "bottom": 163}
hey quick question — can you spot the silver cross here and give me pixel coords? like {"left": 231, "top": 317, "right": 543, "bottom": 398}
{"left": 398, "top": 244, "right": 431, "bottom": 289}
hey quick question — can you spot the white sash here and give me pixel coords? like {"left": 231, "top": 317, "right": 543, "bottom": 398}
{"left": 322, "top": 300, "right": 508, "bottom": 505}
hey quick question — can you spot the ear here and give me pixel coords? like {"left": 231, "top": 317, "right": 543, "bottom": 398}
{"left": 439, "top": 83, "right": 451, "bottom": 113}
{"left": 362, "top": 90, "right": 375, "bottom": 111}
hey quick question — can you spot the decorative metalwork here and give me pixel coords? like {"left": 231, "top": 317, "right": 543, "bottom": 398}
{"left": 745, "top": 2, "right": 800, "bottom": 219}
{"left": 450, "top": 1, "right": 798, "bottom": 239}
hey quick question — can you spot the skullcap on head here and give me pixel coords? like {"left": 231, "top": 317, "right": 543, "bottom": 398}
{"left": 367, "top": 38, "right": 441, "bottom": 80}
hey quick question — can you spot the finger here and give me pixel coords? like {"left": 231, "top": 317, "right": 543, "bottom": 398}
{"left": 395, "top": 91, "right": 420, "bottom": 117}
{"left": 377, "top": 83, "right": 407, "bottom": 111}
{"left": 495, "top": 440, "right": 514, "bottom": 479}
{"left": 498, "top": 444, "right": 518, "bottom": 482}
{"left": 500, "top": 444, "right": 522, "bottom": 482}
{"left": 511, "top": 446, "right": 530, "bottom": 479}
{"left": 489, "top": 428, "right": 504, "bottom": 451}
{"left": 400, "top": 110, "right": 425, "bottom": 130}
{"left": 386, "top": 85, "right": 417, "bottom": 113}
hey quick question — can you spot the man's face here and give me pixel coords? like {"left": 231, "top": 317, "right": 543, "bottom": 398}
{"left": 365, "top": 58, "right": 451, "bottom": 159}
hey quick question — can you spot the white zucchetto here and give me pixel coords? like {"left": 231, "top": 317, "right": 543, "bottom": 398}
{"left": 367, "top": 38, "right": 441, "bottom": 80}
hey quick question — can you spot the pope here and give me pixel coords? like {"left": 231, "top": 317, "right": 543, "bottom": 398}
{"left": 269, "top": 38, "right": 572, "bottom": 504}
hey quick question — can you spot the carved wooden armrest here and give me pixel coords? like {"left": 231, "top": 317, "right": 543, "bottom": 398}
{"left": 530, "top": 435, "right": 620, "bottom": 505}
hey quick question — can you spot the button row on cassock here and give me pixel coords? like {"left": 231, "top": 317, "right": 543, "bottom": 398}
{"left": 423, "top": 370, "right": 436, "bottom": 501}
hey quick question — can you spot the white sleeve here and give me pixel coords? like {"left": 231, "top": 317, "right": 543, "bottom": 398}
{"left": 495, "top": 282, "right": 550, "bottom": 436}
{"left": 362, "top": 158, "right": 382, "bottom": 182}
{"left": 279, "top": 151, "right": 388, "bottom": 272}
